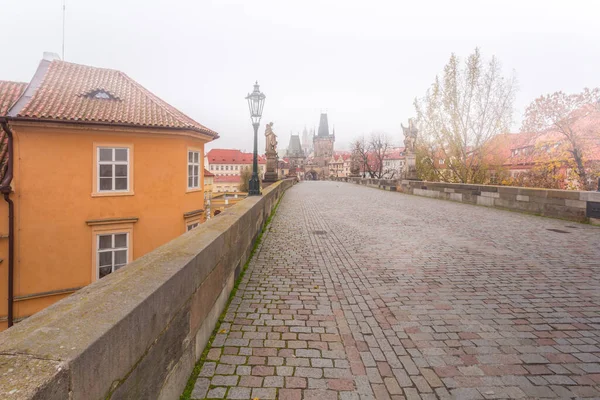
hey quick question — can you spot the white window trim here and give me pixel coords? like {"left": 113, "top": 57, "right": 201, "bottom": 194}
{"left": 97, "top": 147, "right": 130, "bottom": 193}
{"left": 188, "top": 150, "right": 201, "bottom": 189}
{"left": 187, "top": 222, "right": 199, "bottom": 231}
{"left": 96, "top": 232, "right": 129, "bottom": 280}
{"left": 92, "top": 143, "right": 134, "bottom": 197}
{"left": 187, "top": 147, "right": 203, "bottom": 193}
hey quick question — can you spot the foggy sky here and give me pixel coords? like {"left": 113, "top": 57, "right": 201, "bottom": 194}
{"left": 2, "top": 0, "right": 600, "bottom": 152}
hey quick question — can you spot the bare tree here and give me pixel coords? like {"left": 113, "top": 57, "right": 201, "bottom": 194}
{"left": 367, "top": 132, "right": 395, "bottom": 179}
{"left": 521, "top": 88, "right": 600, "bottom": 190}
{"left": 414, "top": 48, "right": 517, "bottom": 184}
{"left": 351, "top": 136, "right": 369, "bottom": 178}
{"left": 351, "top": 134, "right": 396, "bottom": 179}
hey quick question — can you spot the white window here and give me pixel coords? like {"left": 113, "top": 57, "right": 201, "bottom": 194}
{"left": 97, "top": 232, "right": 128, "bottom": 279}
{"left": 188, "top": 151, "right": 200, "bottom": 189}
{"left": 98, "top": 147, "right": 129, "bottom": 192}
{"left": 187, "top": 222, "right": 199, "bottom": 231}
{"left": 439, "top": 159, "right": 445, "bottom": 165}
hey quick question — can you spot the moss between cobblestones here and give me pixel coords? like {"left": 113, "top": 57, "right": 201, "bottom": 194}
{"left": 180, "top": 193, "right": 285, "bottom": 400}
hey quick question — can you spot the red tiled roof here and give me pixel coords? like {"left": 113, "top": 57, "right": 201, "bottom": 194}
{"left": 204, "top": 168, "right": 214, "bottom": 177}
{"left": 0, "top": 81, "right": 27, "bottom": 116}
{"left": 214, "top": 175, "right": 241, "bottom": 183}
{"left": 15, "top": 60, "right": 218, "bottom": 138}
{"left": 206, "top": 149, "right": 266, "bottom": 164}
{"left": 0, "top": 81, "right": 27, "bottom": 181}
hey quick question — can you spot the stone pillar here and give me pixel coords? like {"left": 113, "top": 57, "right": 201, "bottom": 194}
{"left": 263, "top": 152, "right": 279, "bottom": 182}
{"left": 403, "top": 153, "right": 418, "bottom": 180}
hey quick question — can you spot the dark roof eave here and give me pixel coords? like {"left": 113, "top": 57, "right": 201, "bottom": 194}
{"left": 5, "top": 116, "right": 219, "bottom": 139}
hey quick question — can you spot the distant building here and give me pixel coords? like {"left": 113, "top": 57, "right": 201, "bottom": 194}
{"left": 382, "top": 148, "right": 406, "bottom": 179}
{"left": 301, "top": 126, "right": 312, "bottom": 156}
{"left": 286, "top": 134, "right": 306, "bottom": 169}
{"left": 204, "top": 148, "right": 266, "bottom": 192}
{"left": 305, "top": 113, "right": 335, "bottom": 180}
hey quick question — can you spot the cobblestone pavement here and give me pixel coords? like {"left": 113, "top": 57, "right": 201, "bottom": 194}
{"left": 190, "top": 181, "right": 600, "bottom": 399}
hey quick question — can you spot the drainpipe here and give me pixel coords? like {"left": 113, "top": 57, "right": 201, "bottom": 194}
{"left": 0, "top": 118, "right": 14, "bottom": 327}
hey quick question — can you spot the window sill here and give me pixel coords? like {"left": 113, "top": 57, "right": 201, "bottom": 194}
{"left": 186, "top": 187, "right": 203, "bottom": 194}
{"left": 92, "top": 191, "right": 135, "bottom": 198}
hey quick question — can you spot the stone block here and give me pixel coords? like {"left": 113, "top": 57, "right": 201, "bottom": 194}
{"left": 444, "top": 188, "right": 455, "bottom": 193}
{"left": 476, "top": 196, "right": 495, "bottom": 206}
{"left": 449, "top": 193, "right": 463, "bottom": 202}
{"left": 516, "top": 195, "right": 529, "bottom": 202}
{"left": 580, "top": 192, "right": 600, "bottom": 202}
{"left": 493, "top": 198, "right": 513, "bottom": 208}
{"left": 0, "top": 355, "right": 69, "bottom": 400}
{"left": 545, "top": 189, "right": 581, "bottom": 200}
{"left": 565, "top": 199, "right": 587, "bottom": 209}
{"left": 480, "top": 191, "right": 500, "bottom": 198}
{"left": 414, "top": 189, "right": 440, "bottom": 198}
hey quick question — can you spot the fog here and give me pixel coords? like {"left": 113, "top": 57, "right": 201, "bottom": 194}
{"left": 2, "top": 0, "right": 599, "bottom": 151}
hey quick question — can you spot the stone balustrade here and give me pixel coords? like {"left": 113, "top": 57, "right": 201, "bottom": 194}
{"left": 0, "top": 178, "right": 296, "bottom": 400}
{"left": 335, "top": 177, "right": 600, "bottom": 224}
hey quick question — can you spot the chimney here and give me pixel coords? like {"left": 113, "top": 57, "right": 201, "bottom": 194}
{"left": 43, "top": 52, "right": 61, "bottom": 61}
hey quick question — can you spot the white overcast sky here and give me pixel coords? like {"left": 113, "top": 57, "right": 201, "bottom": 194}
{"left": 2, "top": 0, "right": 600, "bottom": 151}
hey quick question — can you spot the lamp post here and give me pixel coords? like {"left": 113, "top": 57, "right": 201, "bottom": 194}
{"left": 245, "top": 81, "right": 266, "bottom": 196}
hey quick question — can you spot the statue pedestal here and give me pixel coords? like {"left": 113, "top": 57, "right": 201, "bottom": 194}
{"left": 263, "top": 152, "right": 279, "bottom": 183}
{"left": 403, "top": 153, "right": 418, "bottom": 180}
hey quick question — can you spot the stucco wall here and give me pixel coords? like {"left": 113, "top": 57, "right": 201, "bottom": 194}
{"left": 0, "top": 122, "right": 211, "bottom": 328}
{"left": 336, "top": 177, "right": 600, "bottom": 224}
{"left": 0, "top": 178, "right": 295, "bottom": 399}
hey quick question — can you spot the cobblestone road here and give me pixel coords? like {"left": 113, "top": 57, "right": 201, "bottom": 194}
{"left": 190, "top": 181, "right": 600, "bottom": 399}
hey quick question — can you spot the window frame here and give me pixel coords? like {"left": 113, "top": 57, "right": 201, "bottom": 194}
{"left": 97, "top": 147, "right": 130, "bottom": 192}
{"left": 92, "top": 143, "right": 134, "bottom": 197}
{"left": 184, "top": 216, "right": 202, "bottom": 232}
{"left": 187, "top": 222, "right": 199, "bottom": 231}
{"left": 186, "top": 147, "right": 203, "bottom": 193}
{"left": 90, "top": 221, "right": 135, "bottom": 282}
{"left": 96, "top": 232, "right": 129, "bottom": 279}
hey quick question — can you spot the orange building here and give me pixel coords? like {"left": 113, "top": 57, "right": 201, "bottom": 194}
{"left": 0, "top": 54, "right": 218, "bottom": 329}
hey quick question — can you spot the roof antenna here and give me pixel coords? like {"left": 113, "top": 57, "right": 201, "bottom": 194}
{"left": 62, "top": 0, "right": 66, "bottom": 60}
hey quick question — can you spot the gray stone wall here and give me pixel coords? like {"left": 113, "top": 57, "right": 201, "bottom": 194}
{"left": 0, "top": 179, "right": 295, "bottom": 400}
{"left": 335, "top": 177, "right": 600, "bottom": 224}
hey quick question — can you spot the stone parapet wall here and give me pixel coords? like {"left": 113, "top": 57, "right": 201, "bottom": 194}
{"left": 0, "top": 178, "right": 296, "bottom": 400}
{"left": 334, "top": 177, "right": 600, "bottom": 224}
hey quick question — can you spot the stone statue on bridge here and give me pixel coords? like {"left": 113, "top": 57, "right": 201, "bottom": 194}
{"left": 263, "top": 122, "right": 279, "bottom": 183}
{"left": 401, "top": 118, "right": 418, "bottom": 154}
{"left": 265, "top": 122, "right": 278, "bottom": 155}
{"left": 401, "top": 118, "right": 419, "bottom": 180}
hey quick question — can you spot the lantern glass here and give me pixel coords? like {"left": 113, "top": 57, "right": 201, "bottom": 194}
{"left": 245, "top": 81, "right": 266, "bottom": 125}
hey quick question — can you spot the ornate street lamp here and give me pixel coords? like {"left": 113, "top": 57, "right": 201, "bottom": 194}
{"left": 245, "top": 81, "right": 266, "bottom": 196}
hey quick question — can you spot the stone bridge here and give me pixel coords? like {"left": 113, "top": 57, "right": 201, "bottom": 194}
{"left": 187, "top": 182, "right": 600, "bottom": 399}
{"left": 1, "top": 180, "right": 599, "bottom": 399}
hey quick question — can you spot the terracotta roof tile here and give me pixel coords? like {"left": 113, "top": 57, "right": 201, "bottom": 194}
{"left": 0, "top": 81, "right": 27, "bottom": 116}
{"left": 214, "top": 175, "right": 241, "bottom": 183}
{"left": 0, "top": 81, "right": 27, "bottom": 181}
{"left": 16, "top": 60, "right": 218, "bottom": 138}
{"left": 206, "top": 149, "right": 266, "bottom": 164}
{"left": 204, "top": 168, "right": 215, "bottom": 177}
